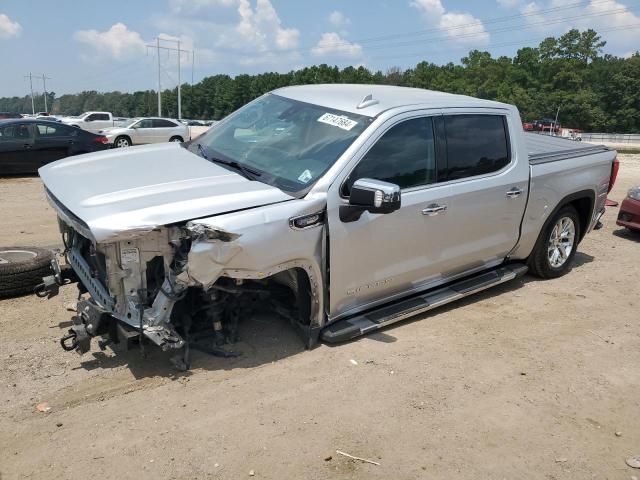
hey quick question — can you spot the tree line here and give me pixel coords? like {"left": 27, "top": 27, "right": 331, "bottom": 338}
{"left": 1, "top": 29, "right": 638, "bottom": 132}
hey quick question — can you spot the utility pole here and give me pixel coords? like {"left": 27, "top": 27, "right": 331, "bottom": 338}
{"left": 24, "top": 73, "right": 35, "bottom": 115}
{"left": 156, "top": 37, "right": 161, "bottom": 116}
{"left": 177, "top": 40, "right": 181, "bottom": 120}
{"left": 553, "top": 106, "right": 561, "bottom": 136}
{"left": 146, "top": 38, "right": 191, "bottom": 120}
{"left": 41, "top": 74, "right": 51, "bottom": 113}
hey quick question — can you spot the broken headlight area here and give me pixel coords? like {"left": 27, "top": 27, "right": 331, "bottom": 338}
{"left": 56, "top": 221, "right": 314, "bottom": 369}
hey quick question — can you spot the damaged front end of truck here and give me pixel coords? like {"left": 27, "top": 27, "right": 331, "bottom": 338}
{"left": 47, "top": 192, "right": 326, "bottom": 371}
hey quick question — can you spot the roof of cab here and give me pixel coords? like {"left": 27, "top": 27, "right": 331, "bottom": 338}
{"left": 273, "top": 84, "right": 510, "bottom": 117}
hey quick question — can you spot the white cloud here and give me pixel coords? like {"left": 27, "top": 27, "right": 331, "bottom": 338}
{"left": 169, "top": 0, "right": 237, "bottom": 14}
{"left": 496, "top": 0, "right": 521, "bottom": 7}
{"left": 234, "top": 0, "right": 299, "bottom": 51}
{"left": 329, "top": 11, "right": 351, "bottom": 29}
{"left": 74, "top": 23, "right": 145, "bottom": 60}
{"left": 517, "top": 0, "right": 640, "bottom": 53}
{"left": 312, "top": 32, "right": 363, "bottom": 58}
{"left": 411, "top": 0, "right": 489, "bottom": 44}
{"left": 0, "top": 13, "right": 22, "bottom": 39}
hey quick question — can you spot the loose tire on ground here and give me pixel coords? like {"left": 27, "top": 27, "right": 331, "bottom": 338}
{"left": 528, "top": 205, "right": 581, "bottom": 279}
{"left": 0, "top": 247, "right": 53, "bottom": 298}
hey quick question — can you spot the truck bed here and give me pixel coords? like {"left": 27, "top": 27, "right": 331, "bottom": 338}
{"left": 526, "top": 133, "right": 610, "bottom": 164}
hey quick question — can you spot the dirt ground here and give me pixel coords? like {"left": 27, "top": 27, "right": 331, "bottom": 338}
{"left": 0, "top": 156, "right": 639, "bottom": 480}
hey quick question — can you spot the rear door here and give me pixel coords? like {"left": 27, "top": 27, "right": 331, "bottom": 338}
{"left": 33, "top": 123, "right": 72, "bottom": 164}
{"left": 434, "top": 110, "right": 529, "bottom": 275}
{"left": 0, "top": 123, "right": 36, "bottom": 174}
{"left": 152, "top": 119, "right": 178, "bottom": 142}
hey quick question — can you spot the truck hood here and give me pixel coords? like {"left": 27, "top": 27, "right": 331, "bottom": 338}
{"left": 39, "top": 143, "right": 294, "bottom": 243}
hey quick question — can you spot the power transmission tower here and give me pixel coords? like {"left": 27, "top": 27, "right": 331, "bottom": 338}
{"left": 145, "top": 38, "right": 192, "bottom": 119}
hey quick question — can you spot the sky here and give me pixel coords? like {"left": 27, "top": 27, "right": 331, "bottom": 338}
{"left": 1, "top": 0, "right": 639, "bottom": 97}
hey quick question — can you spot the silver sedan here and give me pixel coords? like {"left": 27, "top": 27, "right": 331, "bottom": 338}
{"left": 103, "top": 118, "right": 189, "bottom": 148}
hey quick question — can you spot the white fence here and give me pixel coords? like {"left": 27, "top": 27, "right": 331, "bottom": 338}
{"left": 581, "top": 133, "right": 640, "bottom": 144}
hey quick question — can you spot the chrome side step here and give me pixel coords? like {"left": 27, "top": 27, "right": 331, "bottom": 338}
{"left": 321, "top": 263, "right": 528, "bottom": 343}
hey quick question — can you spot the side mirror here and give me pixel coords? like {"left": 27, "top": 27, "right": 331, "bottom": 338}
{"left": 85, "top": 118, "right": 93, "bottom": 122}
{"left": 340, "top": 178, "right": 401, "bottom": 223}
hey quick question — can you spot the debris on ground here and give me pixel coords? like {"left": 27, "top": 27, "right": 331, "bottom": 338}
{"left": 336, "top": 450, "right": 380, "bottom": 466}
{"left": 324, "top": 455, "right": 332, "bottom": 461}
{"left": 349, "top": 359, "right": 358, "bottom": 366}
{"left": 35, "top": 402, "right": 51, "bottom": 413}
{"left": 615, "top": 431, "right": 622, "bottom": 437}
{"left": 626, "top": 456, "right": 640, "bottom": 469}
{"left": 248, "top": 469, "right": 255, "bottom": 476}
{"left": 555, "top": 457, "right": 568, "bottom": 463}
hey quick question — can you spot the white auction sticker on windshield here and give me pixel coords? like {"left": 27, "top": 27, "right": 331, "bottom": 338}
{"left": 298, "top": 169, "right": 313, "bottom": 183}
{"left": 317, "top": 113, "right": 358, "bottom": 131}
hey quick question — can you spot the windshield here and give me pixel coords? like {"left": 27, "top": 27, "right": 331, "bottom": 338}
{"left": 122, "top": 118, "right": 140, "bottom": 128}
{"left": 189, "top": 93, "right": 372, "bottom": 195}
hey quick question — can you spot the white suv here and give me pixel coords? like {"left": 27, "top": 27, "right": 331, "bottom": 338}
{"left": 102, "top": 117, "right": 189, "bottom": 148}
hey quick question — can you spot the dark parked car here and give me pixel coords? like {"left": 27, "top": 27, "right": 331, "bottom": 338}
{"left": 0, "top": 112, "right": 23, "bottom": 120}
{"left": 0, "top": 119, "right": 109, "bottom": 175}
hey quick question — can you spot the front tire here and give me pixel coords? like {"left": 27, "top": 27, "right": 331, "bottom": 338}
{"left": 528, "top": 205, "right": 580, "bottom": 279}
{"left": 114, "top": 136, "right": 131, "bottom": 148}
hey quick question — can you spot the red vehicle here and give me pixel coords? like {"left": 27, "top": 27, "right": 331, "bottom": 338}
{"left": 617, "top": 186, "right": 640, "bottom": 231}
{"left": 522, "top": 122, "right": 534, "bottom": 131}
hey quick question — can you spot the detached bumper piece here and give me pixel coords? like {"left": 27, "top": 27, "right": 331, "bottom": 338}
{"left": 321, "top": 263, "right": 528, "bottom": 344}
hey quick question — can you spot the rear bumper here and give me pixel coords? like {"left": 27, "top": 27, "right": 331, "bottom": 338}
{"left": 616, "top": 197, "right": 640, "bottom": 231}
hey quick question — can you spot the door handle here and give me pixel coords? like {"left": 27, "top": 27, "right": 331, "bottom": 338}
{"left": 422, "top": 204, "right": 447, "bottom": 216}
{"left": 23, "top": 144, "right": 32, "bottom": 149}
{"left": 506, "top": 187, "right": 523, "bottom": 198}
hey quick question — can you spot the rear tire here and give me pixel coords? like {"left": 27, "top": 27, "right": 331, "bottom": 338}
{"left": 114, "top": 136, "right": 131, "bottom": 148}
{"left": 528, "top": 205, "right": 580, "bottom": 279}
{"left": 169, "top": 136, "right": 183, "bottom": 143}
{"left": 0, "top": 247, "right": 53, "bottom": 298}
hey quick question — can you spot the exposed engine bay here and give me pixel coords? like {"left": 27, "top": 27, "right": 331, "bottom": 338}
{"left": 58, "top": 219, "right": 319, "bottom": 370}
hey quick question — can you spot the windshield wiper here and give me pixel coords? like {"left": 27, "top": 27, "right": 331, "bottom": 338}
{"left": 191, "top": 143, "right": 261, "bottom": 180}
{"left": 194, "top": 142, "right": 208, "bottom": 159}
{"left": 208, "top": 156, "right": 262, "bottom": 181}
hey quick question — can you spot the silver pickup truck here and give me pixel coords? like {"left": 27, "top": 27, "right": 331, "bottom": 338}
{"left": 39, "top": 85, "right": 619, "bottom": 368}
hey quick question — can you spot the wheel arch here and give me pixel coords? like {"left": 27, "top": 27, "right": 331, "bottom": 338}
{"left": 114, "top": 135, "right": 132, "bottom": 145}
{"left": 530, "top": 189, "right": 595, "bottom": 255}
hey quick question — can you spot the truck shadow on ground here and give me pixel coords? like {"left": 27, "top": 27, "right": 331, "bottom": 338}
{"left": 612, "top": 227, "right": 640, "bottom": 243}
{"left": 328, "top": 252, "right": 595, "bottom": 347}
{"left": 74, "top": 311, "right": 306, "bottom": 379}
{"left": 72, "top": 253, "right": 597, "bottom": 378}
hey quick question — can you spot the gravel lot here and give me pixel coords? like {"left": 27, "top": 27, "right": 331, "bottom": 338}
{"left": 0, "top": 155, "right": 639, "bottom": 480}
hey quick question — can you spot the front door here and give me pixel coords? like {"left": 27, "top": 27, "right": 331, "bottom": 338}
{"left": 0, "top": 123, "right": 36, "bottom": 174}
{"left": 327, "top": 113, "right": 452, "bottom": 320}
{"left": 133, "top": 118, "right": 156, "bottom": 144}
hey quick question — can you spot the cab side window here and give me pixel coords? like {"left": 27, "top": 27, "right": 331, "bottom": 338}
{"left": 443, "top": 115, "right": 510, "bottom": 181}
{"left": 138, "top": 119, "right": 153, "bottom": 128}
{"left": 343, "top": 117, "right": 436, "bottom": 195}
{"left": 153, "top": 119, "right": 176, "bottom": 128}
{"left": 0, "top": 124, "right": 32, "bottom": 140}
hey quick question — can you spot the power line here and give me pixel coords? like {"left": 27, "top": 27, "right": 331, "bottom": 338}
{"left": 222, "top": 0, "right": 627, "bottom": 58}
{"left": 367, "top": 22, "right": 640, "bottom": 62}
{"left": 145, "top": 37, "right": 192, "bottom": 119}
